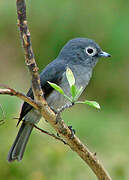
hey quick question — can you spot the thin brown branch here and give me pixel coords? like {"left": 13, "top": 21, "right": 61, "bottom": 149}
{"left": 32, "top": 124, "right": 67, "bottom": 145}
{"left": 16, "top": 0, "right": 45, "bottom": 104}
{"left": 14, "top": 0, "right": 112, "bottom": 179}
{"left": 0, "top": 86, "right": 39, "bottom": 110}
{"left": 0, "top": 103, "right": 5, "bottom": 125}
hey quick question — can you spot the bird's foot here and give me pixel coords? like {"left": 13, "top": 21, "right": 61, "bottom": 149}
{"left": 68, "top": 125, "right": 76, "bottom": 139}
{"left": 58, "top": 102, "right": 74, "bottom": 114}
{"left": 57, "top": 133, "right": 60, "bottom": 137}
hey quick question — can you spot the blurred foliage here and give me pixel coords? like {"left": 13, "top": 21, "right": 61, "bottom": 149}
{"left": 0, "top": 0, "right": 129, "bottom": 179}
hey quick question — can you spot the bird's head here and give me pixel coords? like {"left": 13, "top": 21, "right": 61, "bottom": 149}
{"left": 59, "top": 38, "right": 111, "bottom": 68}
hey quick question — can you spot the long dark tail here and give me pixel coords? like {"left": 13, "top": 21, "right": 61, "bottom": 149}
{"left": 7, "top": 121, "right": 33, "bottom": 162}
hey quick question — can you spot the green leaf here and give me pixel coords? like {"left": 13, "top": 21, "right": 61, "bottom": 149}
{"left": 74, "top": 86, "right": 83, "bottom": 101}
{"left": 63, "top": 94, "right": 73, "bottom": 102}
{"left": 70, "top": 85, "right": 77, "bottom": 99}
{"left": 76, "top": 100, "right": 100, "bottom": 109}
{"left": 47, "top": 81, "right": 64, "bottom": 95}
{"left": 66, "top": 67, "right": 75, "bottom": 87}
{"left": 48, "top": 81, "right": 73, "bottom": 102}
{"left": 84, "top": 100, "right": 100, "bottom": 109}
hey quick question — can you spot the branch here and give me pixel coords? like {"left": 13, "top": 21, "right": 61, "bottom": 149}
{"left": 0, "top": 86, "right": 66, "bottom": 144}
{"left": 32, "top": 124, "right": 67, "bottom": 145}
{"left": 0, "top": 103, "right": 5, "bottom": 125}
{"left": 0, "top": 85, "right": 39, "bottom": 110}
{"left": 9, "top": 0, "right": 112, "bottom": 179}
{"left": 1, "top": 85, "right": 111, "bottom": 179}
{"left": 16, "top": 0, "right": 45, "bottom": 104}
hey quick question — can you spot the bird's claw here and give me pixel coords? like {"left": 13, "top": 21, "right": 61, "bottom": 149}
{"left": 57, "top": 133, "right": 60, "bottom": 137}
{"left": 68, "top": 125, "right": 76, "bottom": 139}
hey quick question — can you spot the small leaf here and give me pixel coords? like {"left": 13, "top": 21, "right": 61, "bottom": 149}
{"left": 70, "top": 85, "right": 77, "bottom": 99}
{"left": 76, "top": 100, "right": 100, "bottom": 109}
{"left": 47, "top": 81, "right": 64, "bottom": 95}
{"left": 66, "top": 67, "right": 75, "bottom": 87}
{"left": 48, "top": 81, "right": 72, "bottom": 102}
{"left": 74, "top": 86, "right": 83, "bottom": 101}
{"left": 84, "top": 100, "right": 100, "bottom": 109}
{"left": 63, "top": 94, "right": 73, "bottom": 102}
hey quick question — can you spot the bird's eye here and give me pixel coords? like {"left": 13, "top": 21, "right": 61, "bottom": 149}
{"left": 87, "top": 48, "right": 93, "bottom": 54}
{"left": 85, "top": 47, "right": 96, "bottom": 56}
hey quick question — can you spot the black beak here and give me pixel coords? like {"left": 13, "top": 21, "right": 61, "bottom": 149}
{"left": 99, "top": 51, "right": 111, "bottom": 58}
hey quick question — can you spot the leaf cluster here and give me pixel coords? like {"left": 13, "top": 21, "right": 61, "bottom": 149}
{"left": 48, "top": 67, "right": 100, "bottom": 109}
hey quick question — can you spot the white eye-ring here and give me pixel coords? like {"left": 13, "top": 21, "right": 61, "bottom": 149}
{"left": 85, "top": 46, "right": 97, "bottom": 56}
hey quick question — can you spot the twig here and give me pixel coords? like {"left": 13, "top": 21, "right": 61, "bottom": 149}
{"left": 0, "top": 86, "right": 39, "bottom": 110}
{"left": 32, "top": 124, "right": 67, "bottom": 145}
{"left": 5, "top": 0, "right": 113, "bottom": 179}
{"left": 0, "top": 103, "right": 5, "bottom": 123}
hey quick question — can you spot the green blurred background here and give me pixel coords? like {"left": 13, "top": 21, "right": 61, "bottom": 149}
{"left": 0, "top": 0, "right": 129, "bottom": 179}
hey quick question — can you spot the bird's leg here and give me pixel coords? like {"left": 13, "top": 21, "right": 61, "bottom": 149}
{"left": 57, "top": 102, "right": 74, "bottom": 114}
{"left": 55, "top": 113, "right": 62, "bottom": 124}
{"left": 50, "top": 106, "right": 62, "bottom": 124}
{"left": 50, "top": 104, "right": 76, "bottom": 137}
{"left": 57, "top": 103, "right": 76, "bottom": 138}
{"left": 68, "top": 125, "right": 76, "bottom": 139}
{"left": 50, "top": 102, "right": 74, "bottom": 124}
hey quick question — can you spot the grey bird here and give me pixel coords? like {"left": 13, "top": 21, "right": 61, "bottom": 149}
{"left": 7, "top": 38, "right": 111, "bottom": 162}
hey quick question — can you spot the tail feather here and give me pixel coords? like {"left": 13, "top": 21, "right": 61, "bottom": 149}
{"left": 7, "top": 121, "right": 33, "bottom": 162}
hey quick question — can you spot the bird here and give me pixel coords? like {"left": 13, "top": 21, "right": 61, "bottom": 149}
{"left": 7, "top": 38, "right": 111, "bottom": 162}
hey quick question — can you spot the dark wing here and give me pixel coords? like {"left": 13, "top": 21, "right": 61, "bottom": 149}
{"left": 18, "top": 59, "right": 66, "bottom": 125}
